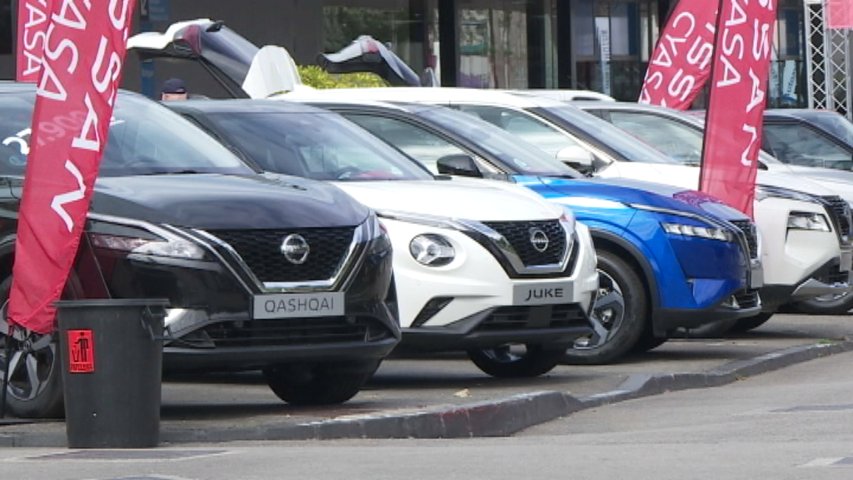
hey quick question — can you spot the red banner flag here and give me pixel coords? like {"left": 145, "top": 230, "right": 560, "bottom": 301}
{"left": 639, "top": 0, "right": 719, "bottom": 109}
{"left": 8, "top": 0, "right": 137, "bottom": 334}
{"left": 827, "top": 0, "right": 853, "bottom": 29}
{"left": 15, "top": 0, "right": 53, "bottom": 82}
{"left": 699, "top": 0, "right": 778, "bottom": 217}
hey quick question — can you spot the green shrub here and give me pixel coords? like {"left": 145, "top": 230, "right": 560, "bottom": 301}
{"left": 297, "top": 65, "right": 388, "bottom": 89}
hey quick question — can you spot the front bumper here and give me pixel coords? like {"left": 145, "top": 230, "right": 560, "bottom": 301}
{"left": 760, "top": 257, "right": 853, "bottom": 311}
{"left": 399, "top": 303, "right": 592, "bottom": 351}
{"left": 383, "top": 218, "right": 598, "bottom": 325}
{"left": 81, "top": 220, "right": 400, "bottom": 373}
{"left": 655, "top": 289, "right": 762, "bottom": 332}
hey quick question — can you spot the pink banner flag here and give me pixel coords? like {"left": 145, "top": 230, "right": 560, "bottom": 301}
{"left": 700, "top": 0, "right": 778, "bottom": 217}
{"left": 639, "top": 0, "right": 719, "bottom": 109}
{"left": 9, "top": 0, "right": 137, "bottom": 334}
{"left": 826, "top": 0, "right": 853, "bottom": 29}
{"left": 15, "top": 0, "right": 53, "bottom": 82}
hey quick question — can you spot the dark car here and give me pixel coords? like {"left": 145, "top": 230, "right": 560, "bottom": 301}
{"left": 761, "top": 109, "right": 853, "bottom": 171}
{"left": 0, "top": 84, "right": 399, "bottom": 418}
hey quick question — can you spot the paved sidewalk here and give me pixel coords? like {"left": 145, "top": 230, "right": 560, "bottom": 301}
{"left": 1, "top": 313, "right": 851, "bottom": 447}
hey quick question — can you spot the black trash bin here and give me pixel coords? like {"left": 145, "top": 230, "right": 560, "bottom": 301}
{"left": 56, "top": 298, "right": 169, "bottom": 449}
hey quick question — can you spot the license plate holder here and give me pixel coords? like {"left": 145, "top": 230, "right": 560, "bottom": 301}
{"left": 512, "top": 282, "right": 574, "bottom": 306}
{"left": 253, "top": 292, "right": 345, "bottom": 319}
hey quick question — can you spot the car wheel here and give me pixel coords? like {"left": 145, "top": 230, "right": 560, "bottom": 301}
{"left": 0, "top": 276, "right": 64, "bottom": 419}
{"left": 729, "top": 312, "right": 774, "bottom": 333}
{"left": 564, "top": 250, "right": 647, "bottom": 365}
{"left": 263, "top": 359, "right": 380, "bottom": 406}
{"left": 792, "top": 291, "right": 853, "bottom": 315}
{"left": 467, "top": 344, "right": 566, "bottom": 378}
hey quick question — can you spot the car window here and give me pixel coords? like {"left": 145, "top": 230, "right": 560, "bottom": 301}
{"left": 607, "top": 111, "right": 705, "bottom": 165}
{"left": 453, "top": 104, "right": 581, "bottom": 157}
{"left": 204, "top": 111, "right": 434, "bottom": 181}
{"left": 0, "top": 92, "right": 253, "bottom": 177}
{"left": 342, "top": 113, "right": 479, "bottom": 174}
{"left": 412, "top": 106, "right": 582, "bottom": 176}
{"left": 763, "top": 123, "right": 853, "bottom": 170}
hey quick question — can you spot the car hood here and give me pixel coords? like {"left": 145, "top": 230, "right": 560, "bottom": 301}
{"left": 91, "top": 173, "right": 369, "bottom": 229}
{"left": 332, "top": 179, "right": 563, "bottom": 221}
{"left": 780, "top": 166, "right": 853, "bottom": 204}
{"left": 514, "top": 175, "right": 748, "bottom": 222}
{"left": 598, "top": 161, "right": 835, "bottom": 198}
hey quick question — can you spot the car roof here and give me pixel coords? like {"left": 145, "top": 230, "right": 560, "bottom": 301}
{"left": 166, "top": 98, "right": 331, "bottom": 114}
{"left": 570, "top": 101, "right": 706, "bottom": 124}
{"left": 280, "top": 87, "right": 569, "bottom": 109}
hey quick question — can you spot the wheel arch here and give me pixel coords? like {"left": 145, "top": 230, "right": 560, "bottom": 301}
{"left": 589, "top": 230, "right": 659, "bottom": 323}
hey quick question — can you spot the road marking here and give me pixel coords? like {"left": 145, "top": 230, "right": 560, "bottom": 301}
{"left": 800, "top": 457, "right": 846, "bottom": 467}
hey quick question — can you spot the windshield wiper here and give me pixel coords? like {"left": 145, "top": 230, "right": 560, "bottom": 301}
{"left": 137, "top": 169, "right": 203, "bottom": 176}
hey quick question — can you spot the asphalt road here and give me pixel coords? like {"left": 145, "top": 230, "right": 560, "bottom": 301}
{"left": 0, "top": 312, "right": 852, "bottom": 447}
{"left": 1, "top": 333, "right": 853, "bottom": 479}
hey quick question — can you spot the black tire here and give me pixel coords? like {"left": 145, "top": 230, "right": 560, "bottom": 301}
{"left": 564, "top": 250, "right": 647, "bottom": 365}
{"left": 631, "top": 328, "right": 668, "bottom": 353}
{"left": 792, "top": 291, "right": 853, "bottom": 315}
{"left": 0, "top": 276, "right": 65, "bottom": 418}
{"left": 730, "top": 312, "right": 774, "bottom": 333}
{"left": 467, "top": 344, "right": 566, "bottom": 378}
{"left": 263, "top": 359, "right": 380, "bottom": 406}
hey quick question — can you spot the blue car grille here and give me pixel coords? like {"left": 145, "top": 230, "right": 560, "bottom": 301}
{"left": 730, "top": 220, "right": 759, "bottom": 259}
{"left": 211, "top": 228, "right": 355, "bottom": 283}
{"left": 483, "top": 220, "right": 567, "bottom": 267}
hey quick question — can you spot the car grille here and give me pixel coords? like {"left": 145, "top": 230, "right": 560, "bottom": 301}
{"left": 730, "top": 220, "right": 759, "bottom": 259}
{"left": 483, "top": 220, "right": 567, "bottom": 267}
{"left": 733, "top": 289, "right": 760, "bottom": 309}
{"left": 476, "top": 304, "right": 588, "bottom": 332}
{"left": 211, "top": 227, "right": 355, "bottom": 283}
{"left": 821, "top": 196, "right": 851, "bottom": 239}
{"left": 198, "top": 317, "right": 390, "bottom": 348}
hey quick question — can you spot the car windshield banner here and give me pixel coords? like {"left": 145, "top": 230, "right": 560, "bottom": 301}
{"left": 699, "top": 0, "right": 778, "bottom": 217}
{"left": 16, "top": 0, "right": 53, "bottom": 82}
{"left": 9, "top": 0, "right": 137, "bottom": 334}
{"left": 638, "top": 0, "right": 719, "bottom": 109}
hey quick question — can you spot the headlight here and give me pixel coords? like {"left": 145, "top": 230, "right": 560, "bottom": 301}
{"left": 90, "top": 233, "right": 206, "bottom": 259}
{"left": 662, "top": 222, "right": 734, "bottom": 242}
{"left": 409, "top": 234, "right": 455, "bottom": 266}
{"left": 787, "top": 212, "right": 831, "bottom": 232}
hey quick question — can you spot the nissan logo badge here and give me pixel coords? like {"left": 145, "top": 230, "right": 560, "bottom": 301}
{"left": 529, "top": 228, "right": 549, "bottom": 253}
{"left": 281, "top": 234, "right": 310, "bottom": 264}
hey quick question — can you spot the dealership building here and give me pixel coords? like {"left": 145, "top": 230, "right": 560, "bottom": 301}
{"left": 0, "top": 0, "right": 849, "bottom": 111}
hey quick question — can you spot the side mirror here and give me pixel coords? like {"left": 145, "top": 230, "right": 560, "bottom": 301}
{"left": 556, "top": 145, "right": 595, "bottom": 173}
{"left": 436, "top": 154, "right": 482, "bottom": 178}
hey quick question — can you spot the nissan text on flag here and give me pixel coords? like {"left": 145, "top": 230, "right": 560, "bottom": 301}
{"left": 165, "top": 100, "right": 600, "bottom": 378}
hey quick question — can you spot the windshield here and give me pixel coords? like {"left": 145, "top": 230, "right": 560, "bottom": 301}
{"left": 605, "top": 110, "right": 706, "bottom": 165}
{"left": 811, "top": 112, "right": 853, "bottom": 145}
{"left": 204, "top": 111, "right": 434, "bottom": 181}
{"left": 0, "top": 92, "right": 253, "bottom": 177}
{"left": 537, "top": 105, "right": 678, "bottom": 164}
{"left": 415, "top": 106, "right": 581, "bottom": 176}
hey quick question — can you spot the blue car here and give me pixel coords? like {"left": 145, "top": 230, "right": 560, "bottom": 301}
{"left": 312, "top": 100, "right": 763, "bottom": 364}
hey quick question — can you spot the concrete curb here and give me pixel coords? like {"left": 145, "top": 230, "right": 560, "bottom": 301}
{"left": 2, "top": 340, "right": 851, "bottom": 447}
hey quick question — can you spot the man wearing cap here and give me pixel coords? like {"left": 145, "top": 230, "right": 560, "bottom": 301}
{"left": 161, "top": 78, "right": 188, "bottom": 101}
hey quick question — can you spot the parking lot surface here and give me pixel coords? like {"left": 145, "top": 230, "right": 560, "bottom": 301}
{"left": 1, "top": 313, "right": 851, "bottom": 447}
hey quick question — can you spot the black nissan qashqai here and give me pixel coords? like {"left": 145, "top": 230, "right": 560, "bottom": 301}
{"left": 0, "top": 83, "right": 399, "bottom": 418}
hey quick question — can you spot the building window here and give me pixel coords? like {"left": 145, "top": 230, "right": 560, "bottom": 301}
{"left": 1, "top": 0, "right": 12, "bottom": 55}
